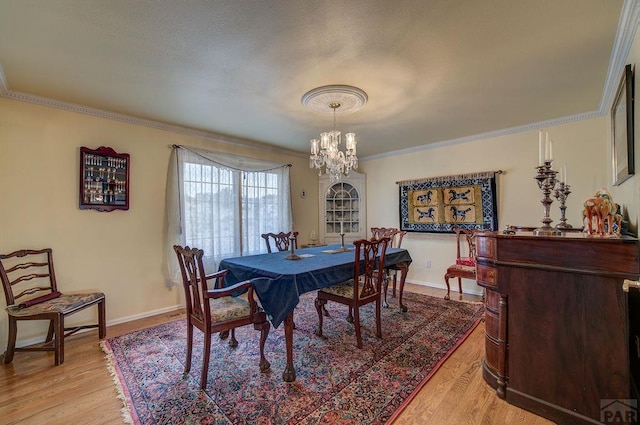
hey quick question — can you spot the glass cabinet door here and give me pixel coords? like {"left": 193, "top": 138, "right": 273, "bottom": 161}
{"left": 325, "top": 182, "right": 359, "bottom": 234}
{"left": 319, "top": 171, "right": 366, "bottom": 244}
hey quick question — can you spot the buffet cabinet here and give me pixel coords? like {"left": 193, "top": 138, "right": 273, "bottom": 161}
{"left": 476, "top": 231, "right": 640, "bottom": 424}
{"left": 318, "top": 171, "right": 366, "bottom": 245}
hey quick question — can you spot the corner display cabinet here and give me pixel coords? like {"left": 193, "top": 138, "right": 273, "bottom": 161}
{"left": 79, "top": 146, "right": 130, "bottom": 212}
{"left": 319, "top": 171, "right": 366, "bottom": 245}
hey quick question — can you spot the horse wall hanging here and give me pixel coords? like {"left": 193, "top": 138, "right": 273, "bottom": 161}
{"left": 397, "top": 170, "right": 501, "bottom": 233}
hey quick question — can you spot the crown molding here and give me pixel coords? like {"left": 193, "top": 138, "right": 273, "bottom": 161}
{"left": 0, "top": 71, "right": 307, "bottom": 159}
{"left": 599, "top": 0, "right": 640, "bottom": 113}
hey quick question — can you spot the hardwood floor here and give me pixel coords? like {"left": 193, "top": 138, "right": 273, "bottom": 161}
{"left": 0, "top": 284, "right": 553, "bottom": 424}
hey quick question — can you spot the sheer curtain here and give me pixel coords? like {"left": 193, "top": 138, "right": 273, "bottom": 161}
{"left": 165, "top": 145, "right": 292, "bottom": 288}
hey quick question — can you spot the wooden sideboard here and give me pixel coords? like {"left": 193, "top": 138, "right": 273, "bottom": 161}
{"left": 476, "top": 231, "right": 640, "bottom": 424}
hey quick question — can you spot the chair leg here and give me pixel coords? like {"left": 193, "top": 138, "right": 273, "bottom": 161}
{"left": 458, "top": 277, "right": 463, "bottom": 300}
{"left": 98, "top": 298, "right": 107, "bottom": 339}
{"left": 444, "top": 273, "right": 452, "bottom": 300}
{"left": 54, "top": 315, "right": 64, "bottom": 365}
{"left": 229, "top": 328, "right": 238, "bottom": 347}
{"left": 375, "top": 298, "right": 382, "bottom": 339}
{"left": 46, "top": 320, "right": 55, "bottom": 343}
{"left": 392, "top": 272, "right": 397, "bottom": 298}
{"left": 315, "top": 297, "right": 326, "bottom": 337}
{"left": 346, "top": 306, "right": 354, "bottom": 323}
{"left": 353, "top": 306, "right": 363, "bottom": 349}
{"left": 254, "top": 321, "right": 271, "bottom": 372}
{"left": 185, "top": 322, "right": 193, "bottom": 374}
{"left": 3, "top": 317, "right": 17, "bottom": 364}
{"left": 201, "top": 331, "right": 212, "bottom": 390}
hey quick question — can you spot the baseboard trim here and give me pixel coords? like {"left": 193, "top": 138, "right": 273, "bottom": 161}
{"left": 405, "top": 279, "right": 484, "bottom": 297}
{"left": 0, "top": 304, "right": 182, "bottom": 353}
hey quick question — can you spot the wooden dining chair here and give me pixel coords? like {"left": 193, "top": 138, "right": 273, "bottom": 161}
{"left": 371, "top": 227, "right": 408, "bottom": 301}
{"left": 173, "top": 245, "right": 270, "bottom": 390}
{"left": 444, "top": 228, "right": 477, "bottom": 300}
{"left": 0, "top": 248, "right": 106, "bottom": 365}
{"left": 261, "top": 231, "right": 298, "bottom": 253}
{"left": 315, "top": 237, "right": 390, "bottom": 348}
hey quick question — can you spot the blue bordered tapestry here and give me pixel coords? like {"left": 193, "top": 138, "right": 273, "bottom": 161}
{"left": 398, "top": 170, "right": 500, "bottom": 233}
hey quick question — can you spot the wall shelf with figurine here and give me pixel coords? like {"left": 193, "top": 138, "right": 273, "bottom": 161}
{"left": 79, "top": 146, "right": 130, "bottom": 212}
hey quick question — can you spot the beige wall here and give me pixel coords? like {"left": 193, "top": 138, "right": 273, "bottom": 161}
{"left": 0, "top": 99, "right": 319, "bottom": 350}
{"left": 360, "top": 117, "right": 612, "bottom": 295}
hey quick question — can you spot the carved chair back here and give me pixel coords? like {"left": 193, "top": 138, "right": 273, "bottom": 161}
{"left": 173, "top": 244, "right": 270, "bottom": 390}
{"left": 261, "top": 231, "right": 299, "bottom": 253}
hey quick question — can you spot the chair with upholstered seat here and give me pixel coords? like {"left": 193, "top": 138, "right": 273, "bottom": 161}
{"left": 173, "top": 245, "right": 270, "bottom": 390}
{"left": 0, "top": 248, "right": 106, "bottom": 365}
{"left": 444, "top": 228, "right": 477, "bottom": 300}
{"left": 370, "top": 227, "right": 408, "bottom": 302}
{"left": 315, "top": 237, "right": 389, "bottom": 348}
{"left": 261, "top": 231, "right": 299, "bottom": 253}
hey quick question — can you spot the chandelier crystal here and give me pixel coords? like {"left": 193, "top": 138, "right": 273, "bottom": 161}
{"left": 302, "top": 85, "right": 367, "bottom": 183}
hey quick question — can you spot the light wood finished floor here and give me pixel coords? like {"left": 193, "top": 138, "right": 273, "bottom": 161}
{"left": 0, "top": 284, "right": 553, "bottom": 425}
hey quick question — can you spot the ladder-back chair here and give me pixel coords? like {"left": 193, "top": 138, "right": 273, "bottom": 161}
{"left": 0, "top": 248, "right": 106, "bottom": 365}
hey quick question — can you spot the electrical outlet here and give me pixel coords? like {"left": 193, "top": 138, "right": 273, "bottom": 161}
{"left": 425, "top": 260, "right": 431, "bottom": 268}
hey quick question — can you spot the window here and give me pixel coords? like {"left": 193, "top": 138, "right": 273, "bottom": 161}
{"left": 165, "top": 146, "right": 291, "bottom": 287}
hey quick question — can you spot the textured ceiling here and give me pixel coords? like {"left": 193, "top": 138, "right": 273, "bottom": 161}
{"left": 0, "top": 0, "right": 630, "bottom": 158}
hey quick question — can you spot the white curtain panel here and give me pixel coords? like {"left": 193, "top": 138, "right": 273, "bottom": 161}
{"left": 164, "top": 145, "right": 292, "bottom": 288}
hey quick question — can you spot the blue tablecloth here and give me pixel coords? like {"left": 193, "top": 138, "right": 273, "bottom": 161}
{"left": 218, "top": 245, "right": 412, "bottom": 328}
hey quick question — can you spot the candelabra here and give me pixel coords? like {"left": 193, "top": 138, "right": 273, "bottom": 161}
{"left": 533, "top": 161, "right": 561, "bottom": 236}
{"left": 553, "top": 181, "right": 572, "bottom": 230}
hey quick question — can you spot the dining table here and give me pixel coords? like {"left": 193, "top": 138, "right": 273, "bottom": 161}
{"left": 218, "top": 243, "right": 413, "bottom": 382}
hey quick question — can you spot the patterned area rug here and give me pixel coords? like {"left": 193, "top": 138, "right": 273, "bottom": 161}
{"left": 103, "top": 292, "right": 483, "bottom": 424}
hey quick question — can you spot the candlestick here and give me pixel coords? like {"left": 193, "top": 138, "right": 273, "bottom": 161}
{"left": 554, "top": 181, "right": 572, "bottom": 230}
{"left": 533, "top": 160, "right": 561, "bottom": 236}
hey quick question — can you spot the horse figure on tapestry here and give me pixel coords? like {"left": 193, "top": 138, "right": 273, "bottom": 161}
{"left": 450, "top": 206, "right": 472, "bottom": 222}
{"left": 416, "top": 191, "right": 434, "bottom": 205}
{"left": 448, "top": 189, "right": 471, "bottom": 203}
{"left": 416, "top": 207, "right": 436, "bottom": 221}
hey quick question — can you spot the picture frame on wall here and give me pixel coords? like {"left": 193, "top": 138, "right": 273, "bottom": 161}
{"left": 612, "top": 63, "right": 634, "bottom": 186}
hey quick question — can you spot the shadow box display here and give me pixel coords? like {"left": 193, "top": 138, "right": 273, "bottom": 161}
{"left": 79, "top": 146, "right": 130, "bottom": 212}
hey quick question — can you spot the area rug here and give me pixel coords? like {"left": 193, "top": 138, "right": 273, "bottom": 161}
{"left": 103, "top": 292, "right": 483, "bottom": 424}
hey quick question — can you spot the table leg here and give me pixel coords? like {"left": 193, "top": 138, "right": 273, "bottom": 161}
{"left": 282, "top": 311, "right": 296, "bottom": 382}
{"left": 397, "top": 262, "right": 409, "bottom": 312}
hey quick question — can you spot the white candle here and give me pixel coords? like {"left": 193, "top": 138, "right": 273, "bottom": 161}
{"left": 545, "top": 132, "right": 550, "bottom": 161}
{"left": 538, "top": 130, "right": 543, "bottom": 165}
{"left": 549, "top": 139, "right": 553, "bottom": 161}
{"left": 340, "top": 221, "right": 344, "bottom": 234}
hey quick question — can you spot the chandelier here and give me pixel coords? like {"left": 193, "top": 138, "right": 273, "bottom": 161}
{"left": 302, "top": 85, "right": 368, "bottom": 182}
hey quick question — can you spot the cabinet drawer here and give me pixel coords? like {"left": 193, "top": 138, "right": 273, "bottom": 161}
{"left": 477, "top": 237, "right": 496, "bottom": 259}
{"left": 484, "top": 335, "right": 500, "bottom": 373}
{"left": 477, "top": 264, "right": 497, "bottom": 287}
{"left": 484, "top": 309, "right": 500, "bottom": 339}
{"left": 485, "top": 289, "right": 500, "bottom": 311}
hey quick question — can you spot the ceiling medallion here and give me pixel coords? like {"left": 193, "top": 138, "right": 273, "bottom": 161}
{"left": 301, "top": 85, "right": 368, "bottom": 116}
{"left": 303, "top": 85, "right": 367, "bottom": 183}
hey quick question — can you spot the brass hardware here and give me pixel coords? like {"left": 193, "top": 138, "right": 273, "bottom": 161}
{"left": 622, "top": 279, "right": 640, "bottom": 292}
